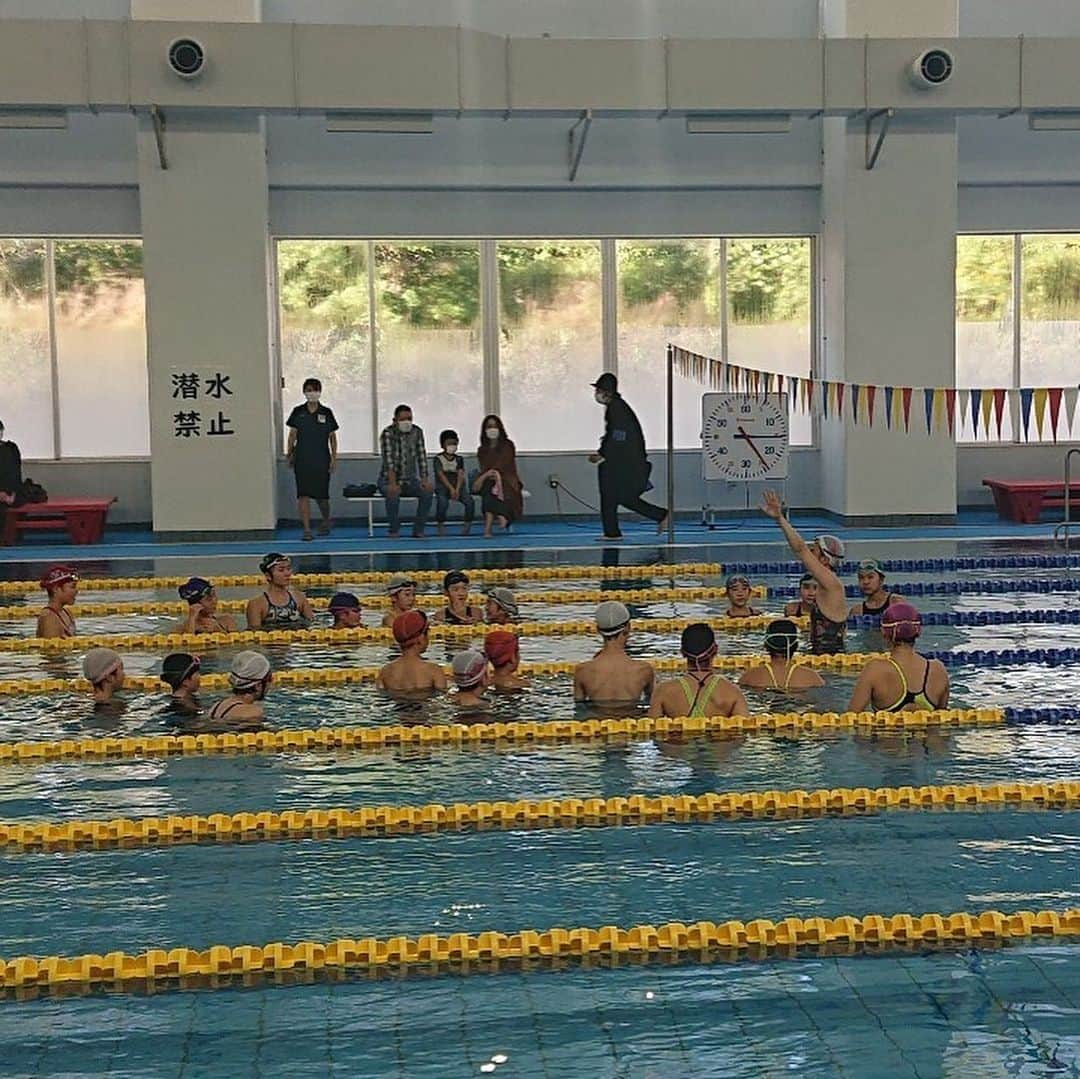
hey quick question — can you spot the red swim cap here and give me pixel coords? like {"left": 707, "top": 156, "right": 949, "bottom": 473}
{"left": 881, "top": 602, "right": 923, "bottom": 642}
{"left": 40, "top": 565, "right": 79, "bottom": 591}
{"left": 484, "top": 630, "right": 519, "bottom": 668}
{"left": 392, "top": 609, "right": 429, "bottom": 645}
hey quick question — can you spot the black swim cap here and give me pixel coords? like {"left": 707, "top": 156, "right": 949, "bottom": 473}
{"left": 443, "top": 570, "right": 469, "bottom": 590}
{"left": 161, "top": 652, "right": 200, "bottom": 689}
{"left": 680, "top": 622, "right": 716, "bottom": 659}
{"left": 764, "top": 619, "right": 800, "bottom": 658}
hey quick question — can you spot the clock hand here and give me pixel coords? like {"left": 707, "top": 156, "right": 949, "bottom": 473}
{"left": 737, "top": 426, "right": 770, "bottom": 471}
{"left": 732, "top": 433, "right": 785, "bottom": 439}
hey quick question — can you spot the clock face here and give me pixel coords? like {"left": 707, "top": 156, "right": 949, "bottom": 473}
{"left": 702, "top": 393, "right": 790, "bottom": 481}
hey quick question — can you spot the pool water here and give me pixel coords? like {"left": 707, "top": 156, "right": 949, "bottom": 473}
{"left": 0, "top": 545, "right": 1078, "bottom": 1077}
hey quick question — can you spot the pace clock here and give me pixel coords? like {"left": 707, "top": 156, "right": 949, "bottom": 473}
{"left": 702, "top": 393, "right": 789, "bottom": 481}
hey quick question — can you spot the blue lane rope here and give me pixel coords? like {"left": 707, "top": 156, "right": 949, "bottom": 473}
{"left": 1003, "top": 707, "right": 1080, "bottom": 725}
{"left": 849, "top": 609, "right": 1080, "bottom": 628}
{"left": 724, "top": 555, "right": 1079, "bottom": 576}
{"left": 769, "top": 578, "right": 1080, "bottom": 599}
{"left": 924, "top": 646, "right": 1079, "bottom": 668}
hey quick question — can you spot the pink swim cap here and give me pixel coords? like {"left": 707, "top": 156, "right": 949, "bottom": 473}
{"left": 881, "top": 602, "right": 922, "bottom": 642}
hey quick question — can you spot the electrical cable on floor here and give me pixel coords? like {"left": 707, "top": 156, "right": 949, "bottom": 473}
{"left": 552, "top": 480, "right": 601, "bottom": 530}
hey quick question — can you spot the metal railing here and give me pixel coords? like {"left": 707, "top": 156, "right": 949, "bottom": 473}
{"left": 1053, "top": 448, "right": 1079, "bottom": 549}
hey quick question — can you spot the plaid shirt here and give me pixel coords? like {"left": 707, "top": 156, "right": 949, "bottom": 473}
{"left": 379, "top": 424, "right": 429, "bottom": 483}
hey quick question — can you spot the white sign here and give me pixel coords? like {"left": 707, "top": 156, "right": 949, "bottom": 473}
{"left": 702, "top": 393, "right": 789, "bottom": 481}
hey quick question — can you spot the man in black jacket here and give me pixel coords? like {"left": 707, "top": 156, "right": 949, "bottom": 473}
{"left": 588, "top": 373, "right": 668, "bottom": 541}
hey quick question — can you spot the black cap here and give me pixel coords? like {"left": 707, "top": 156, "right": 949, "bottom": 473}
{"left": 328, "top": 592, "right": 361, "bottom": 612}
{"left": 591, "top": 373, "right": 617, "bottom": 393}
{"left": 443, "top": 570, "right": 469, "bottom": 590}
{"left": 161, "top": 652, "right": 200, "bottom": 689}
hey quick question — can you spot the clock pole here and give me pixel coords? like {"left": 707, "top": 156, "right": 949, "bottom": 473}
{"left": 666, "top": 344, "right": 675, "bottom": 545}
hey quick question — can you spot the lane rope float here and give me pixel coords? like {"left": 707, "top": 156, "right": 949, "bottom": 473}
{"left": 0, "top": 708, "right": 1006, "bottom": 766}
{"left": 3, "top": 908, "right": 1077, "bottom": 997}
{"left": 1, "top": 645, "right": 1077, "bottom": 700}
{"left": 0, "top": 585, "right": 767, "bottom": 620}
{"left": 0, "top": 563, "right": 725, "bottom": 597}
{"left": 3, "top": 781, "right": 1075, "bottom": 855}
{"left": 727, "top": 554, "right": 1080, "bottom": 575}
{"left": 0, "top": 611, "right": 781, "bottom": 653}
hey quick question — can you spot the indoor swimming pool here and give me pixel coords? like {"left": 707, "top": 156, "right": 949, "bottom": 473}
{"left": 0, "top": 542, "right": 1077, "bottom": 1077}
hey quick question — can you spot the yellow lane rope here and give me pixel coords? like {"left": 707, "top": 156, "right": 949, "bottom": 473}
{"left": 3, "top": 781, "right": 1073, "bottom": 854}
{"left": 0, "top": 585, "right": 763, "bottom": 620}
{"left": 0, "top": 563, "right": 724, "bottom": 597}
{"left": 3, "top": 908, "right": 1077, "bottom": 996}
{"left": 0, "top": 709, "right": 1003, "bottom": 766}
{"left": 0, "top": 652, "right": 881, "bottom": 696}
{"left": 0, "top": 611, "right": 788, "bottom": 653}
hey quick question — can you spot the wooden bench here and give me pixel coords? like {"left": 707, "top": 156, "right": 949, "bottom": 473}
{"left": 1, "top": 497, "right": 117, "bottom": 546}
{"left": 983, "top": 478, "right": 1080, "bottom": 524}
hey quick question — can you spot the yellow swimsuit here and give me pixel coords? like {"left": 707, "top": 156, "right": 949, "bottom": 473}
{"left": 886, "top": 658, "right": 936, "bottom": 712}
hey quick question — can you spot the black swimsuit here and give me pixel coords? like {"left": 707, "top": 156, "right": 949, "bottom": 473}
{"left": 810, "top": 603, "right": 846, "bottom": 655}
{"left": 443, "top": 606, "right": 475, "bottom": 626}
{"left": 861, "top": 593, "right": 898, "bottom": 618}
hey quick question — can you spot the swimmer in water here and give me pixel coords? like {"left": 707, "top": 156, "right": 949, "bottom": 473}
{"left": 381, "top": 575, "right": 418, "bottom": 628}
{"left": 648, "top": 623, "right": 747, "bottom": 718}
{"left": 450, "top": 648, "right": 492, "bottom": 715}
{"left": 36, "top": 565, "right": 78, "bottom": 639}
{"left": 724, "top": 573, "right": 761, "bottom": 619}
{"left": 850, "top": 559, "right": 903, "bottom": 620}
{"left": 246, "top": 553, "right": 314, "bottom": 630}
{"left": 761, "top": 490, "right": 848, "bottom": 654}
{"left": 206, "top": 650, "right": 272, "bottom": 728}
{"left": 160, "top": 652, "right": 202, "bottom": 718}
{"left": 848, "top": 602, "right": 950, "bottom": 713}
{"left": 177, "top": 577, "right": 238, "bottom": 635}
{"left": 738, "top": 619, "right": 825, "bottom": 692}
{"left": 328, "top": 592, "right": 363, "bottom": 629}
{"left": 485, "top": 587, "right": 519, "bottom": 625}
{"left": 573, "top": 601, "right": 655, "bottom": 705}
{"left": 83, "top": 647, "right": 125, "bottom": 711}
{"left": 430, "top": 570, "right": 484, "bottom": 625}
{"left": 377, "top": 610, "right": 448, "bottom": 694}
{"left": 784, "top": 574, "right": 818, "bottom": 618}
{"left": 484, "top": 629, "right": 527, "bottom": 691}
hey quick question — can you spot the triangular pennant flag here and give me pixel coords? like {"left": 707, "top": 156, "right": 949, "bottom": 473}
{"left": 866, "top": 385, "right": 877, "bottom": 428}
{"left": 1033, "top": 388, "right": 1048, "bottom": 441}
{"left": 776, "top": 374, "right": 784, "bottom": 403}
{"left": 851, "top": 383, "right": 862, "bottom": 426}
{"left": 901, "top": 387, "right": 913, "bottom": 433}
{"left": 923, "top": 387, "right": 935, "bottom": 435}
{"left": 1065, "top": 387, "right": 1079, "bottom": 438}
{"left": 959, "top": 389, "right": 971, "bottom": 435}
{"left": 821, "top": 380, "right": 831, "bottom": 420}
{"left": 884, "top": 385, "right": 894, "bottom": 430}
{"left": 1048, "top": 387, "right": 1063, "bottom": 441}
{"left": 1019, "top": 388, "right": 1034, "bottom": 442}
{"left": 980, "top": 389, "right": 994, "bottom": 438}
{"left": 944, "top": 388, "right": 956, "bottom": 437}
{"left": 836, "top": 382, "right": 845, "bottom": 417}
{"left": 993, "top": 389, "right": 1008, "bottom": 439}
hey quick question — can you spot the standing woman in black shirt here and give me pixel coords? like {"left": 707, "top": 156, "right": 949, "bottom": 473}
{"left": 0, "top": 419, "right": 22, "bottom": 538}
{"left": 286, "top": 378, "right": 339, "bottom": 541}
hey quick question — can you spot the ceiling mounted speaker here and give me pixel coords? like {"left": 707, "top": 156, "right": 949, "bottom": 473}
{"left": 909, "top": 48, "right": 954, "bottom": 90}
{"left": 167, "top": 38, "right": 206, "bottom": 80}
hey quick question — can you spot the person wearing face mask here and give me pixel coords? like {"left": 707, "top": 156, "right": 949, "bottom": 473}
{"left": 0, "top": 419, "right": 22, "bottom": 513}
{"left": 378, "top": 404, "right": 433, "bottom": 538}
{"left": 433, "top": 429, "right": 476, "bottom": 536}
{"left": 473, "top": 414, "right": 523, "bottom": 538}
{"left": 588, "top": 373, "right": 668, "bottom": 542}
{"left": 286, "top": 377, "right": 339, "bottom": 541}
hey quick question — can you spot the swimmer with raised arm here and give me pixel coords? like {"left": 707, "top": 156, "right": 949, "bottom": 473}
{"left": 648, "top": 623, "right": 747, "bottom": 718}
{"left": 738, "top": 619, "right": 825, "bottom": 692}
{"left": 848, "top": 602, "right": 950, "bottom": 713}
{"left": 761, "top": 491, "right": 848, "bottom": 654}
{"left": 573, "top": 601, "right": 655, "bottom": 705}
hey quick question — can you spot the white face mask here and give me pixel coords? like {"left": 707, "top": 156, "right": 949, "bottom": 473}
{"left": 304, "top": 391, "right": 320, "bottom": 404}
{"left": 444, "top": 443, "right": 458, "bottom": 455}
{"left": 485, "top": 427, "right": 500, "bottom": 441}
{"left": 594, "top": 391, "right": 608, "bottom": 404}
{"left": 397, "top": 419, "right": 413, "bottom": 434}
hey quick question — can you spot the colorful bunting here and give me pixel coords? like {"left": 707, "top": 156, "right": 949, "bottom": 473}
{"left": 851, "top": 383, "right": 862, "bottom": 425}
{"left": 992, "top": 389, "right": 1007, "bottom": 440}
{"left": 1049, "top": 388, "right": 1063, "bottom": 442}
{"left": 980, "top": 391, "right": 994, "bottom": 439}
{"left": 884, "top": 385, "right": 894, "bottom": 430}
{"left": 1033, "top": 388, "right": 1048, "bottom": 441}
{"left": 923, "top": 387, "right": 935, "bottom": 435}
{"left": 944, "top": 388, "right": 956, "bottom": 437}
{"left": 1019, "top": 388, "right": 1034, "bottom": 442}
{"left": 901, "top": 388, "right": 913, "bottom": 433}
{"left": 1065, "top": 388, "right": 1079, "bottom": 438}
{"left": 866, "top": 385, "right": 877, "bottom": 428}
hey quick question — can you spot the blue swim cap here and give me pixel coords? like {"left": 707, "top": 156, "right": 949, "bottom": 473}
{"left": 178, "top": 577, "right": 213, "bottom": 603}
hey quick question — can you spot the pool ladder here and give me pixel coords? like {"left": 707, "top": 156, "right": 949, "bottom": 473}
{"left": 1053, "top": 448, "right": 1079, "bottom": 550}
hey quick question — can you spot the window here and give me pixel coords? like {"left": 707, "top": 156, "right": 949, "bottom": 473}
{"left": 278, "top": 241, "right": 373, "bottom": 454}
{"left": 0, "top": 238, "right": 148, "bottom": 459}
{"left": 617, "top": 239, "right": 722, "bottom": 449}
{"left": 726, "top": 238, "right": 813, "bottom": 446}
{"left": 0, "top": 241, "right": 52, "bottom": 459}
{"left": 374, "top": 242, "right": 483, "bottom": 452}
{"left": 53, "top": 241, "right": 149, "bottom": 457}
{"left": 497, "top": 241, "right": 602, "bottom": 452}
{"left": 956, "top": 232, "right": 1080, "bottom": 442}
{"left": 273, "top": 235, "right": 815, "bottom": 454}
{"left": 955, "top": 235, "right": 1014, "bottom": 441}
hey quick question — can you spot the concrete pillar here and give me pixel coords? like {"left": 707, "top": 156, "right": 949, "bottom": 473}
{"left": 134, "top": 0, "right": 277, "bottom": 535}
{"left": 820, "top": 0, "right": 959, "bottom": 522}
